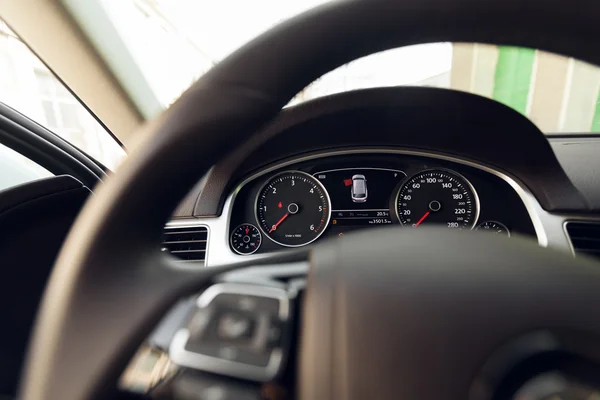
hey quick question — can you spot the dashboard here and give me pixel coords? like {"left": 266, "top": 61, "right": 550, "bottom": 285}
{"left": 166, "top": 87, "right": 600, "bottom": 266}
{"left": 228, "top": 152, "right": 536, "bottom": 255}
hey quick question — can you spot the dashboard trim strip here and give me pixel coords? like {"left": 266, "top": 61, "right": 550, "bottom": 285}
{"left": 313, "top": 166, "right": 407, "bottom": 176}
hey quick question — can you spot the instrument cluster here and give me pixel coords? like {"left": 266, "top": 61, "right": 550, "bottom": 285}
{"left": 229, "top": 152, "right": 535, "bottom": 254}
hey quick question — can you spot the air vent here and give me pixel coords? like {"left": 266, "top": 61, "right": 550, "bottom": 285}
{"left": 565, "top": 221, "right": 600, "bottom": 260}
{"left": 162, "top": 225, "right": 208, "bottom": 263}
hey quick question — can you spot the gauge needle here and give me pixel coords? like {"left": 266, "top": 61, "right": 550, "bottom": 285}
{"left": 414, "top": 211, "right": 430, "bottom": 227}
{"left": 270, "top": 213, "right": 289, "bottom": 233}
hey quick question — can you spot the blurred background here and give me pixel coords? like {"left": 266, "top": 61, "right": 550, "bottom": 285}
{"left": 1, "top": 0, "right": 599, "bottom": 171}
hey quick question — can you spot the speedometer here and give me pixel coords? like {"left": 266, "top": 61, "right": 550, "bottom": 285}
{"left": 395, "top": 170, "right": 479, "bottom": 229}
{"left": 256, "top": 171, "right": 331, "bottom": 247}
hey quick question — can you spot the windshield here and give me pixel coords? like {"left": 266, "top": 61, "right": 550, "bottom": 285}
{"left": 58, "top": 1, "right": 600, "bottom": 133}
{"left": 0, "top": 20, "right": 125, "bottom": 170}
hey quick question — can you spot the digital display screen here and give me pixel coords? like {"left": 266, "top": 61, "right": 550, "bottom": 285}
{"left": 314, "top": 168, "right": 406, "bottom": 229}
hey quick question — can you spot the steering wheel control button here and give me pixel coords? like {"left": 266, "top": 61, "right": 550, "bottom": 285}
{"left": 230, "top": 224, "right": 262, "bottom": 255}
{"left": 169, "top": 283, "right": 291, "bottom": 382}
{"left": 217, "top": 311, "right": 255, "bottom": 341}
{"left": 210, "top": 293, "right": 281, "bottom": 316}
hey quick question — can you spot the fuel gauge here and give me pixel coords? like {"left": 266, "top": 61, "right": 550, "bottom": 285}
{"left": 231, "top": 223, "right": 262, "bottom": 255}
{"left": 476, "top": 221, "right": 510, "bottom": 237}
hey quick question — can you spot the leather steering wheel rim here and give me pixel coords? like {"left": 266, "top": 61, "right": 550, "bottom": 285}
{"left": 19, "top": 0, "right": 600, "bottom": 399}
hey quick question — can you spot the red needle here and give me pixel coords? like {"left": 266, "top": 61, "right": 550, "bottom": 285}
{"left": 269, "top": 213, "right": 289, "bottom": 233}
{"left": 414, "top": 211, "right": 430, "bottom": 227}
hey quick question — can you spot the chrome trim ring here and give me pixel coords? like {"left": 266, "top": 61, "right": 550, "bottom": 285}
{"left": 230, "top": 223, "right": 262, "bottom": 255}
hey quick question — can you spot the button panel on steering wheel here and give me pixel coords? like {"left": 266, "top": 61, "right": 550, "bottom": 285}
{"left": 169, "top": 283, "right": 291, "bottom": 382}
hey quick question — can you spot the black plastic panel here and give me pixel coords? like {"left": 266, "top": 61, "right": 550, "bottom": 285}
{"left": 550, "top": 138, "right": 600, "bottom": 209}
{"left": 0, "top": 175, "right": 91, "bottom": 396}
{"left": 193, "top": 88, "right": 587, "bottom": 217}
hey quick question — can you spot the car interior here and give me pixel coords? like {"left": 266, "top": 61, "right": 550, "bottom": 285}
{"left": 2, "top": 0, "right": 600, "bottom": 399}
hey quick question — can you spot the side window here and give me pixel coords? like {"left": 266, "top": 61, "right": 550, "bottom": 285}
{"left": 0, "top": 20, "right": 125, "bottom": 170}
{"left": 0, "top": 142, "right": 52, "bottom": 192}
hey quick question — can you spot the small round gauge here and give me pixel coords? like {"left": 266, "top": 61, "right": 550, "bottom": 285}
{"left": 256, "top": 171, "right": 331, "bottom": 247}
{"left": 230, "top": 224, "right": 262, "bottom": 255}
{"left": 396, "top": 169, "right": 479, "bottom": 229}
{"left": 476, "top": 221, "right": 510, "bottom": 237}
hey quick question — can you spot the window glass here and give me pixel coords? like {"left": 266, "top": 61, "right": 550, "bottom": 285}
{"left": 0, "top": 20, "right": 126, "bottom": 170}
{"left": 77, "top": 0, "right": 600, "bottom": 134}
{"left": 0, "top": 142, "right": 53, "bottom": 192}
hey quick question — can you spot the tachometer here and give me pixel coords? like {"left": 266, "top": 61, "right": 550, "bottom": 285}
{"left": 256, "top": 171, "right": 331, "bottom": 247}
{"left": 395, "top": 170, "right": 479, "bottom": 229}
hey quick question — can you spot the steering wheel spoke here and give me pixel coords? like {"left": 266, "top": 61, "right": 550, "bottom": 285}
{"left": 116, "top": 255, "right": 307, "bottom": 399}
{"left": 168, "top": 282, "right": 294, "bottom": 380}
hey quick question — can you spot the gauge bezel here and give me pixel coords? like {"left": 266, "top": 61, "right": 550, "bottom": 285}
{"left": 230, "top": 223, "right": 262, "bottom": 255}
{"left": 254, "top": 170, "right": 332, "bottom": 247}
{"left": 394, "top": 168, "right": 481, "bottom": 229}
{"left": 476, "top": 220, "right": 511, "bottom": 237}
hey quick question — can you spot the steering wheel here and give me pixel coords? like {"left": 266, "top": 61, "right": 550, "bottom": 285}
{"left": 18, "top": 1, "right": 600, "bottom": 399}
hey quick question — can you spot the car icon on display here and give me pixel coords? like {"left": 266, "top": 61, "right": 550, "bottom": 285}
{"left": 351, "top": 174, "right": 368, "bottom": 203}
